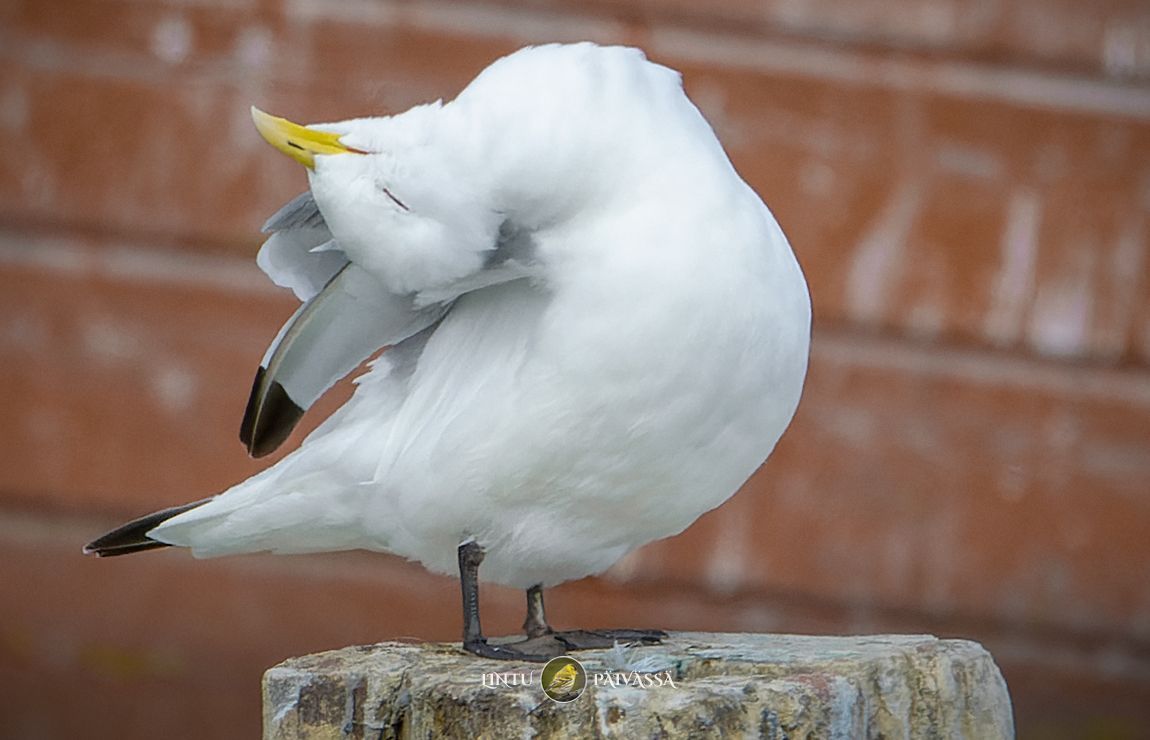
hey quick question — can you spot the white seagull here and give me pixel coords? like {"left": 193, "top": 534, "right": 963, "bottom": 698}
{"left": 85, "top": 42, "right": 810, "bottom": 661}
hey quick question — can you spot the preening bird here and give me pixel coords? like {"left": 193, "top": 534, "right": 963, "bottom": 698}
{"left": 85, "top": 42, "right": 810, "bottom": 661}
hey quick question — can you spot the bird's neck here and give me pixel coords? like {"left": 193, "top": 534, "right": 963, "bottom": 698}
{"left": 437, "top": 84, "right": 724, "bottom": 235}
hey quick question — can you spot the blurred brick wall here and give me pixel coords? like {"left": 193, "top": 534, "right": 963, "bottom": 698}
{"left": 2, "top": 0, "right": 1149, "bottom": 737}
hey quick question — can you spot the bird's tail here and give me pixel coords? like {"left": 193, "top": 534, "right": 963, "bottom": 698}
{"left": 83, "top": 499, "right": 212, "bottom": 557}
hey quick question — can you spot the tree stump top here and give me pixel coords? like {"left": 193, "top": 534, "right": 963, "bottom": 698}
{"left": 264, "top": 632, "right": 1014, "bottom": 738}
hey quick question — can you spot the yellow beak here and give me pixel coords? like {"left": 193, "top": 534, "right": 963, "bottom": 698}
{"left": 250, "top": 107, "right": 360, "bottom": 169}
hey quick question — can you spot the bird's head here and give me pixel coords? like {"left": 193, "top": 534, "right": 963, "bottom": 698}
{"left": 251, "top": 106, "right": 501, "bottom": 293}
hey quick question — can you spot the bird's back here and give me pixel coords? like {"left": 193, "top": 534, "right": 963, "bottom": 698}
{"left": 150, "top": 43, "right": 810, "bottom": 589}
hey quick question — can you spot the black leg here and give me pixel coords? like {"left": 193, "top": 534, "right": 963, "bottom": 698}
{"left": 458, "top": 542, "right": 564, "bottom": 662}
{"left": 456, "top": 541, "right": 666, "bottom": 661}
{"left": 459, "top": 540, "right": 485, "bottom": 644}
{"left": 519, "top": 582, "right": 665, "bottom": 649}
{"left": 523, "top": 584, "right": 551, "bottom": 638}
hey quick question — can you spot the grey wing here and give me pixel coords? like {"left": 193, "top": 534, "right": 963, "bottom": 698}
{"left": 258, "top": 192, "right": 347, "bottom": 301}
{"left": 242, "top": 197, "right": 540, "bottom": 458}
{"left": 241, "top": 263, "right": 447, "bottom": 457}
{"left": 241, "top": 192, "right": 445, "bottom": 457}
{"left": 262, "top": 191, "right": 327, "bottom": 233}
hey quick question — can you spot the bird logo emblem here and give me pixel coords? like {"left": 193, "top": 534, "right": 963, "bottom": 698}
{"left": 541, "top": 657, "right": 586, "bottom": 702}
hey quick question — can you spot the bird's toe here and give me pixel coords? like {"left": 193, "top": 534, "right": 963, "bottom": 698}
{"left": 462, "top": 636, "right": 566, "bottom": 663}
{"left": 552, "top": 628, "right": 666, "bottom": 650}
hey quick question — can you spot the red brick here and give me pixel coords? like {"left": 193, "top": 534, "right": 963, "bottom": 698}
{"left": 1, "top": 512, "right": 1147, "bottom": 739}
{"left": 0, "top": 231, "right": 294, "bottom": 510}
{"left": 534, "top": 0, "right": 1150, "bottom": 79}
{"left": 0, "top": 514, "right": 468, "bottom": 740}
{"left": 0, "top": 58, "right": 289, "bottom": 250}
{"left": 648, "top": 333, "right": 1150, "bottom": 635}
{"left": 631, "top": 332, "right": 1150, "bottom": 638}
{"left": 4, "top": 5, "right": 1147, "bottom": 362}
{"left": 2, "top": 230, "right": 1148, "bottom": 641}
{"left": 10, "top": 0, "right": 1147, "bottom": 82}
{"left": 3, "top": 3, "right": 1150, "bottom": 734}
{"left": 4, "top": 0, "right": 266, "bottom": 69}
{"left": 663, "top": 59, "right": 1150, "bottom": 364}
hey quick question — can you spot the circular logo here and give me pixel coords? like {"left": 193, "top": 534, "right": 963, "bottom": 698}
{"left": 540, "top": 656, "right": 587, "bottom": 702}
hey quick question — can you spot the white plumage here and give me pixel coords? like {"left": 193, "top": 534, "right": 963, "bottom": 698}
{"left": 147, "top": 42, "right": 810, "bottom": 590}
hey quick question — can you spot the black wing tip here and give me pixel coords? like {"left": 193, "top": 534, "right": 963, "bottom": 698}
{"left": 83, "top": 540, "right": 170, "bottom": 558}
{"left": 83, "top": 499, "right": 211, "bottom": 558}
{"left": 242, "top": 376, "right": 305, "bottom": 459}
{"left": 239, "top": 366, "right": 266, "bottom": 449}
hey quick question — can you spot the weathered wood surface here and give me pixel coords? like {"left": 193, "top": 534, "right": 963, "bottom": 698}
{"left": 264, "top": 632, "right": 1014, "bottom": 739}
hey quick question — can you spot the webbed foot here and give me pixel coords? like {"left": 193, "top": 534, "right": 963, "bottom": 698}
{"left": 462, "top": 634, "right": 569, "bottom": 662}
{"left": 551, "top": 628, "right": 667, "bottom": 650}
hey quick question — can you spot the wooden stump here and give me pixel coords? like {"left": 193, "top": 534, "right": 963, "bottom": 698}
{"left": 263, "top": 632, "right": 1014, "bottom": 738}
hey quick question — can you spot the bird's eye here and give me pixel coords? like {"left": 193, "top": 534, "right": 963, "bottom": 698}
{"left": 382, "top": 186, "right": 410, "bottom": 212}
